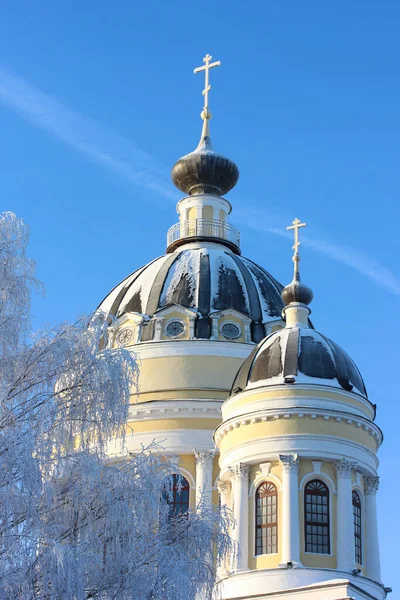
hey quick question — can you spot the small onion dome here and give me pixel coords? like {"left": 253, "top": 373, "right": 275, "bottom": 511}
{"left": 281, "top": 256, "right": 314, "bottom": 306}
{"left": 171, "top": 117, "right": 239, "bottom": 196}
{"left": 231, "top": 327, "right": 367, "bottom": 397}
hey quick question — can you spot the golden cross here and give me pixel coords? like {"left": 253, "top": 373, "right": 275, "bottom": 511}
{"left": 194, "top": 54, "right": 221, "bottom": 114}
{"left": 287, "top": 218, "right": 306, "bottom": 256}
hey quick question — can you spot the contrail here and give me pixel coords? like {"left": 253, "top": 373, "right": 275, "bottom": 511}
{"left": 0, "top": 66, "right": 176, "bottom": 200}
{"left": 236, "top": 210, "right": 400, "bottom": 298}
{"left": 0, "top": 66, "right": 398, "bottom": 297}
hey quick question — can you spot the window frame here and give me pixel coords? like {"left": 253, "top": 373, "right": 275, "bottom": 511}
{"left": 352, "top": 489, "right": 362, "bottom": 565}
{"left": 164, "top": 473, "right": 190, "bottom": 521}
{"left": 255, "top": 481, "right": 278, "bottom": 556}
{"left": 304, "top": 479, "right": 331, "bottom": 555}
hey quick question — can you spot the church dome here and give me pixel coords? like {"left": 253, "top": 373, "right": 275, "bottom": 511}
{"left": 98, "top": 244, "right": 284, "bottom": 343}
{"left": 232, "top": 326, "right": 367, "bottom": 397}
{"left": 171, "top": 134, "right": 239, "bottom": 196}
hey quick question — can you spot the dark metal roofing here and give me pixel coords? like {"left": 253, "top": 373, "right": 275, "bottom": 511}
{"left": 231, "top": 327, "right": 368, "bottom": 397}
{"left": 97, "top": 246, "right": 284, "bottom": 343}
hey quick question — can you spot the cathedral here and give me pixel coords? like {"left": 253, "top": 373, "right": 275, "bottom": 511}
{"left": 99, "top": 56, "right": 387, "bottom": 599}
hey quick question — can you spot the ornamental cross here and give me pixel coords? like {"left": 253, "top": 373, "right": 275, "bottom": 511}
{"left": 287, "top": 218, "right": 306, "bottom": 256}
{"left": 194, "top": 53, "right": 221, "bottom": 112}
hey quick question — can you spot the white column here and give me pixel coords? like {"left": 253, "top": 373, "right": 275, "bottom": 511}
{"left": 335, "top": 459, "right": 357, "bottom": 572}
{"left": 279, "top": 454, "right": 301, "bottom": 566}
{"left": 217, "top": 480, "right": 231, "bottom": 510}
{"left": 364, "top": 476, "right": 381, "bottom": 582}
{"left": 231, "top": 463, "right": 250, "bottom": 572}
{"left": 194, "top": 450, "right": 214, "bottom": 513}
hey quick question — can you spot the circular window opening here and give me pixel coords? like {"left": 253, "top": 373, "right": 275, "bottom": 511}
{"left": 166, "top": 320, "right": 185, "bottom": 338}
{"left": 221, "top": 322, "right": 241, "bottom": 340}
{"left": 116, "top": 327, "right": 134, "bottom": 346}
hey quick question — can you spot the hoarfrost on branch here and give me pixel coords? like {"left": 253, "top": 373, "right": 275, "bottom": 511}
{"left": 0, "top": 212, "right": 233, "bottom": 600}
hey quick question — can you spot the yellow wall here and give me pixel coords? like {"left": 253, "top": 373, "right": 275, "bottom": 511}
{"left": 133, "top": 355, "right": 245, "bottom": 403}
{"left": 203, "top": 205, "right": 213, "bottom": 220}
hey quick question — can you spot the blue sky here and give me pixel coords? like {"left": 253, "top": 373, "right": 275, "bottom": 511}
{"left": 0, "top": 0, "right": 399, "bottom": 588}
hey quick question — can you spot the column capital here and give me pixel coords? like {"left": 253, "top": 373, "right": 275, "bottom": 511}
{"left": 279, "top": 454, "right": 299, "bottom": 473}
{"left": 217, "top": 480, "right": 230, "bottom": 494}
{"left": 334, "top": 458, "right": 357, "bottom": 479}
{"left": 194, "top": 449, "right": 215, "bottom": 469}
{"left": 364, "top": 476, "right": 380, "bottom": 495}
{"left": 231, "top": 462, "right": 250, "bottom": 481}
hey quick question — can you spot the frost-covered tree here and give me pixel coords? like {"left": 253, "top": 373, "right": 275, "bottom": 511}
{"left": 0, "top": 212, "right": 233, "bottom": 600}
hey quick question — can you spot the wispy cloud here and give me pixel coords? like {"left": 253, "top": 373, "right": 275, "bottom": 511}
{"left": 0, "top": 66, "right": 398, "bottom": 297}
{"left": 0, "top": 66, "right": 176, "bottom": 200}
{"left": 237, "top": 209, "right": 400, "bottom": 298}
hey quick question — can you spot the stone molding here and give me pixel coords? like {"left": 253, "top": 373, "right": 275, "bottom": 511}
{"left": 364, "top": 476, "right": 380, "bottom": 495}
{"left": 230, "top": 463, "right": 250, "bottom": 481}
{"left": 334, "top": 458, "right": 357, "bottom": 478}
{"left": 194, "top": 449, "right": 215, "bottom": 469}
{"left": 279, "top": 454, "right": 299, "bottom": 473}
{"left": 215, "top": 407, "right": 382, "bottom": 444}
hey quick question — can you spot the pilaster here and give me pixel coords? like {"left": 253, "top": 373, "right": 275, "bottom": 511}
{"left": 364, "top": 476, "right": 381, "bottom": 582}
{"left": 334, "top": 459, "right": 357, "bottom": 571}
{"left": 279, "top": 454, "right": 301, "bottom": 566}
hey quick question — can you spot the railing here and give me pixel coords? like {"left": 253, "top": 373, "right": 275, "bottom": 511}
{"left": 167, "top": 219, "right": 240, "bottom": 250}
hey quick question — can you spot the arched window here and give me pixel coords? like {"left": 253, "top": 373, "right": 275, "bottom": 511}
{"left": 353, "top": 490, "right": 362, "bottom": 564}
{"left": 255, "top": 482, "right": 278, "bottom": 555}
{"left": 163, "top": 474, "right": 190, "bottom": 521}
{"left": 304, "top": 479, "right": 330, "bottom": 554}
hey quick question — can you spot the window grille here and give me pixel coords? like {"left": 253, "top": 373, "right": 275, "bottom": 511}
{"left": 255, "top": 482, "right": 278, "bottom": 555}
{"left": 304, "top": 479, "right": 330, "bottom": 554}
{"left": 353, "top": 490, "right": 362, "bottom": 564}
{"left": 163, "top": 474, "right": 190, "bottom": 521}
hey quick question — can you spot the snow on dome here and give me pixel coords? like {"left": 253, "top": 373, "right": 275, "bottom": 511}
{"left": 232, "top": 326, "right": 367, "bottom": 397}
{"left": 97, "top": 246, "right": 285, "bottom": 343}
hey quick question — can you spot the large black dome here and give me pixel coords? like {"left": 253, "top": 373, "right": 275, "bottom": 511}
{"left": 98, "top": 244, "right": 284, "bottom": 343}
{"left": 232, "top": 326, "right": 367, "bottom": 397}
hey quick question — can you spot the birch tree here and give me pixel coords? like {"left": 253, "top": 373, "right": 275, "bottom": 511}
{"left": 0, "top": 212, "right": 233, "bottom": 600}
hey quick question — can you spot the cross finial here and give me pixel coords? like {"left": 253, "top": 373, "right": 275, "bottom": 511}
{"left": 194, "top": 54, "right": 221, "bottom": 120}
{"left": 287, "top": 218, "right": 306, "bottom": 258}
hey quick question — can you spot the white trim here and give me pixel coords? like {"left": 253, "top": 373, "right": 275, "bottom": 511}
{"left": 176, "top": 466, "right": 195, "bottom": 490}
{"left": 249, "top": 472, "right": 282, "bottom": 496}
{"left": 216, "top": 407, "right": 382, "bottom": 445}
{"left": 109, "top": 429, "right": 217, "bottom": 455}
{"left": 299, "top": 471, "right": 337, "bottom": 494}
{"left": 128, "top": 400, "right": 222, "bottom": 421}
{"left": 130, "top": 339, "right": 253, "bottom": 359}
{"left": 225, "top": 384, "right": 375, "bottom": 421}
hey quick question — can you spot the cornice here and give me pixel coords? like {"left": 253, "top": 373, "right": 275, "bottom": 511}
{"left": 226, "top": 383, "right": 375, "bottom": 416}
{"left": 128, "top": 400, "right": 222, "bottom": 422}
{"left": 214, "top": 406, "right": 383, "bottom": 446}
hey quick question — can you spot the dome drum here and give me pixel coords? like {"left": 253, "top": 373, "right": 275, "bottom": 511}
{"left": 166, "top": 219, "right": 240, "bottom": 255}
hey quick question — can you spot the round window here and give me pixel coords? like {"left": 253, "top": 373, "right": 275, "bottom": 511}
{"left": 116, "top": 327, "right": 134, "bottom": 346}
{"left": 166, "top": 320, "right": 185, "bottom": 338}
{"left": 221, "top": 322, "right": 241, "bottom": 340}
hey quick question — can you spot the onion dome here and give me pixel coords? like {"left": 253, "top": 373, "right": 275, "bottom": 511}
{"left": 171, "top": 112, "right": 239, "bottom": 197}
{"left": 97, "top": 245, "right": 284, "bottom": 343}
{"left": 231, "top": 217, "right": 367, "bottom": 397}
{"left": 231, "top": 327, "right": 367, "bottom": 397}
{"left": 281, "top": 254, "right": 314, "bottom": 307}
